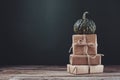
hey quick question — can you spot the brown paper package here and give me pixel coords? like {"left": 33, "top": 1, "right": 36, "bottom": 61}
{"left": 72, "top": 34, "right": 97, "bottom": 44}
{"left": 70, "top": 54, "right": 102, "bottom": 65}
{"left": 72, "top": 34, "right": 97, "bottom": 55}
{"left": 73, "top": 44, "right": 97, "bottom": 55}
{"left": 67, "top": 64, "right": 104, "bottom": 74}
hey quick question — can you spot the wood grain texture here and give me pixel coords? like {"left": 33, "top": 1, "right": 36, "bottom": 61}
{"left": 0, "top": 65, "right": 120, "bottom": 80}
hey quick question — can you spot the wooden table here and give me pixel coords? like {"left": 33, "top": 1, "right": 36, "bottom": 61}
{"left": 0, "top": 65, "right": 120, "bottom": 80}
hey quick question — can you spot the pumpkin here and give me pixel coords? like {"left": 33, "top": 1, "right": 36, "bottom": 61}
{"left": 73, "top": 11, "right": 96, "bottom": 34}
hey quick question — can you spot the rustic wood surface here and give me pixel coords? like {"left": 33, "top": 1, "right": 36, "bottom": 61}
{"left": 0, "top": 65, "right": 120, "bottom": 80}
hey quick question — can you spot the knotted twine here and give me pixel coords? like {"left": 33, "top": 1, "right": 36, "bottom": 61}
{"left": 68, "top": 35, "right": 103, "bottom": 74}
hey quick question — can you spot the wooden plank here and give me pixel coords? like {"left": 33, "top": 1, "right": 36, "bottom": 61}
{"left": 0, "top": 65, "right": 120, "bottom": 80}
{"left": 9, "top": 76, "right": 120, "bottom": 80}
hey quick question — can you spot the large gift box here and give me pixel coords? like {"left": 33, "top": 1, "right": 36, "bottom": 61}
{"left": 72, "top": 34, "right": 97, "bottom": 55}
{"left": 70, "top": 54, "right": 103, "bottom": 65}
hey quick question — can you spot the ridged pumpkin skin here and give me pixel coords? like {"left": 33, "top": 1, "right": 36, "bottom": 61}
{"left": 73, "top": 12, "right": 96, "bottom": 34}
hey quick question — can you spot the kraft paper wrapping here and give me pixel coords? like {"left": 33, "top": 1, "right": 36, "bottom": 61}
{"left": 67, "top": 64, "right": 104, "bottom": 74}
{"left": 73, "top": 44, "right": 97, "bottom": 55}
{"left": 70, "top": 54, "right": 102, "bottom": 65}
{"left": 72, "top": 34, "right": 97, "bottom": 44}
{"left": 72, "top": 34, "right": 97, "bottom": 55}
{"left": 67, "top": 64, "right": 89, "bottom": 74}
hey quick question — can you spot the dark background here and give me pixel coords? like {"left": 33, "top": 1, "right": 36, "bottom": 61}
{"left": 0, "top": 0, "right": 120, "bottom": 65}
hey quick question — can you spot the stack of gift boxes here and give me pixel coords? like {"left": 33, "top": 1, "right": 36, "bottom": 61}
{"left": 67, "top": 34, "right": 104, "bottom": 74}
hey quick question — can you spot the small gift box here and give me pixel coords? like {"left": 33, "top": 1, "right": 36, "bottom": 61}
{"left": 70, "top": 54, "right": 103, "bottom": 65}
{"left": 72, "top": 34, "right": 97, "bottom": 44}
{"left": 72, "top": 34, "right": 97, "bottom": 55}
{"left": 67, "top": 64, "right": 104, "bottom": 74}
{"left": 67, "top": 64, "right": 89, "bottom": 74}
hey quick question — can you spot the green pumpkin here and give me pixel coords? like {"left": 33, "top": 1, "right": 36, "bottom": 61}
{"left": 73, "top": 11, "right": 96, "bottom": 34}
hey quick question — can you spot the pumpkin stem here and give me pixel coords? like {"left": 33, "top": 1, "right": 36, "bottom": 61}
{"left": 82, "top": 11, "right": 88, "bottom": 19}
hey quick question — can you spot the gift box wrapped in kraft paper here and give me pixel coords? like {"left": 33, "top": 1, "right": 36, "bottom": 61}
{"left": 67, "top": 64, "right": 104, "bottom": 74}
{"left": 72, "top": 34, "right": 97, "bottom": 55}
{"left": 70, "top": 54, "right": 103, "bottom": 65}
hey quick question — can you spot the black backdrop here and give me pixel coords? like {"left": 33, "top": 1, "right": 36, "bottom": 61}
{"left": 0, "top": 0, "right": 120, "bottom": 65}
